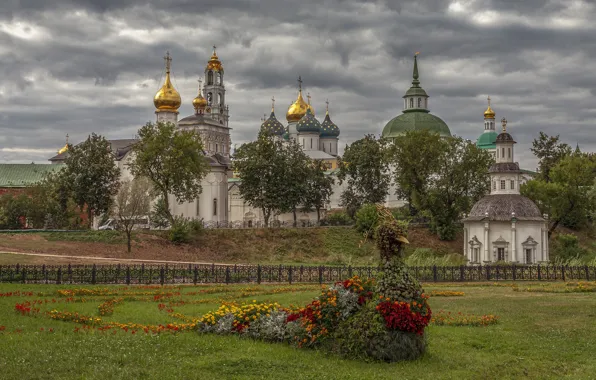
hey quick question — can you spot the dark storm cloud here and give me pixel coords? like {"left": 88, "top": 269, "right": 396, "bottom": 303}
{"left": 1, "top": 0, "right": 595, "bottom": 170}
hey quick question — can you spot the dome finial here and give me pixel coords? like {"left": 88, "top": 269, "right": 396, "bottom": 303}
{"left": 412, "top": 52, "right": 420, "bottom": 86}
{"left": 298, "top": 76, "right": 303, "bottom": 92}
{"left": 325, "top": 99, "right": 329, "bottom": 115}
{"left": 58, "top": 133, "right": 69, "bottom": 154}
{"left": 307, "top": 92, "right": 311, "bottom": 105}
{"left": 271, "top": 96, "right": 275, "bottom": 112}
{"left": 484, "top": 95, "right": 496, "bottom": 119}
{"left": 154, "top": 51, "right": 181, "bottom": 112}
{"left": 192, "top": 78, "right": 207, "bottom": 114}
{"left": 501, "top": 117, "right": 507, "bottom": 132}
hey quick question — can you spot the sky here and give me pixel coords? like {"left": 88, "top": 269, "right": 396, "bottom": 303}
{"left": 1, "top": 0, "right": 595, "bottom": 170}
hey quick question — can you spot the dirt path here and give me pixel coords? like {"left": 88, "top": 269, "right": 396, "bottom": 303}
{"left": 0, "top": 251, "right": 230, "bottom": 266}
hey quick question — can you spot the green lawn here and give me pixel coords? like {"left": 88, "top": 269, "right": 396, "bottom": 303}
{"left": 0, "top": 282, "right": 595, "bottom": 380}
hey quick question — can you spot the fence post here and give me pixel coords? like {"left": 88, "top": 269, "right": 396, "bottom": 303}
{"left": 21, "top": 267, "right": 26, "bottom": 284}
{"left": 288, "top": 266, "right": 293, "bottom": 285}
{"left": 586, "top": 265, "right": 590, "bottom": 281}
{"left": 486, "top": 266, "right": 491, "bottom": 281}
{"left": 257, "top": 265, "right": 262, "bottom": 285}
{"left": 57, "top": 267, "right": 62, "bottom": 285}
{"left": 193, "top": 266, "right": 198, "bottom": 285}
{"left": 433, "top": 265, "right": 438, "bottom": 282}
{"left": 537, "top": 265, "right": 542, "bottom": 280}
{"left": 318, "top": 266, "right": 323, "bottom": 285}
{"left": 68, "top": 264, "right": 72, "bottom": 284}
{"left": 561, "top": 266, "right": 566, "bottom": 282}
{"left": 42, "top": 264, "right": 47, "bottom": 284}
{"left": 126, "top": 266, "right": 131, "bottom": 285}
{"left": 91, "top": 264, "right": 97, "bottom": 285}
{"left": 459, "top": 265, "right": 464, "bottom": 282}
{"left": 348, "top": 265, "right": 353, "bottom": 278}
{"left": 512, "top": 265, "right": 517, "bottom": 281}
{"left": 225, "top": 267, "right": 231, "bottom": 284}
{"left": 278, "top": 264, "right": 282, "bottom": 282}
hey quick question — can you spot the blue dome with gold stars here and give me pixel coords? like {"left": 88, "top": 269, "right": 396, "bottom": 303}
{"left": 320, "top": 110, "right": 340, "bottom": 138}
{"left": 296, "top": 108, "right": 321, "bottom": 133}
{"left": 260, "top": 110, "right": 285, "bottom": 136}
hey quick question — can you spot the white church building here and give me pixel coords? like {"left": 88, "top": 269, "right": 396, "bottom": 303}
{"left": 463, "top": 119, "right": 549, "bottom": 264}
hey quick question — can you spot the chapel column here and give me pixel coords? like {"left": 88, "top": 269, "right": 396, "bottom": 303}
{"left": 484, "top": 221, "right": 490, "bottom": 262}
{"left": 511, "top": 217, "right": 517, "bottom": 262}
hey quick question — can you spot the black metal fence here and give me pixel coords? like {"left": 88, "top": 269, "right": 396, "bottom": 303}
{"left": 0, "top": 264, "right": 595, "bottom": 285}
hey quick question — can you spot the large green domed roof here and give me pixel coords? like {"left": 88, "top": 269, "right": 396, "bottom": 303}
{"left": 476, "top": 131, "right": 498, "bottom": 149}
{"left": 382, "top": 111, "right": 451, "bottom": 138}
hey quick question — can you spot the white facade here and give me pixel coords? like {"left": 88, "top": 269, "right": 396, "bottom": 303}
{"left": 463, "top": 119, "right": 548, "bottom": 264}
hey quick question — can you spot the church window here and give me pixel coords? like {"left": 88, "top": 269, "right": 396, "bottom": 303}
{"left": 410, "top": 98, "right": 413, "bottom": 108}
{"left": 497, "top": 248, "right": 505, "bottom": 261}
{"left": 310, "top": 138, "right": 313, "bottom": 149}
{"left": 525, "top": 249, "right": 532, "bottom": 264}
{"left": 500, "top": 180, "right": 505, "bottom": 190}
{"left": 493, "top": 181, "right": 496, "bottom": 190}
{"left": 208, "top": 71, "right": 213, "bottom": 85}
{"left": 196, "top": 199, "right": 200, "bottom": 216}
{"left": 215, "top": 144, "right": 218, "bottom": 153}
{"left": 417, "top": 98, "right": 421, "bottom": 107}
{"left": 219, "top": 93, "right": 223, "bottom": 106}
{"left": 473, "top": 247, "right": 480, "bottom": 262}
{"left": 502, "top": 148, "right": 505, "bottom": 158}
{"left": 510, "top": 180, "right": 515, "bottom": 189}
{"left": 213, "top": 199, "right": 217, "bottom": 216}
{"left": 219, "top": 72, "right": 223, "bottom": 84}
{"left": 330, "top": 142, "right": 332, "bottom": 153}
{"left": 207, "top": 92, "right": 213, "bottom": 105}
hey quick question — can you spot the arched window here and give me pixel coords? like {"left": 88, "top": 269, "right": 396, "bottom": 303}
{"left": 219, "top": 72, "right": 223, "bottom": 84}
{"left": 502, "top": 147, "right": 505, "bottom": 157}
{"left": 213, "top": 199, "right": 217, "bottom": 216}
{"left": 207, "top": 71, "right": 213, "bottom": 85}
{"left": 404, "top": 99, "right": 407, "bottom": 109}
{"left": 410, "top": 98, "right": 414, "bottom": 108}
{"left": 219, "top": 93, "right": 223, "bottom": 106}
{"left": 310, "top": 138, "right": 312, "bottom": 149}
{"left": 510, "top": 180, "right": 515, "bottom": 189}
{"left": 508, "top": 148, "right": 511, "bottom": 158}
{"left": 417, "top": 98, "right": 421, "bottom": 108}
{"left": 207, "top": 92, "right": 213, "bottom": 105}
{"left": 493, "top": 181, "right": 496, "bottom": 190}
{"left": 500, "top": 180, "right": 506, "bottom": 190}
{"left": 330, "top": 142, "right": 332, "bottom": 153}
{"left": 215, "top": 144, "right": 218, "bottom": 153}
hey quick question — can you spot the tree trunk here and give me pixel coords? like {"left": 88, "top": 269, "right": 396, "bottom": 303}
{"left": 293, "top": 208, "right": 297, "bottom": 227}
{"left": 316, "top": 208, "right": 321, "bottom": 223}
{"left": 262, "top": 208, "right": 270, "bottom": 227}
{"left": 126, "top": 229, "right": 132, "bottom": 253}
{"left": 162, "top": 192, "right": 174, "bottom": 226}
{"left": 87, "top": 207, "right": 93, "bottom": 229}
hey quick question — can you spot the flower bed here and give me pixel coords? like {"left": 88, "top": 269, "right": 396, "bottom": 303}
{"left": 429, "top": 290, "right": 465, "bottom": 297}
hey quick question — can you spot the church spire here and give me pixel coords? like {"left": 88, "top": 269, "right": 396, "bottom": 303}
{"left": 403, "top": 52, "right": 429, "bottom": 113}
{"left": 412, "top": 52, "right": 420, "bottom": 87}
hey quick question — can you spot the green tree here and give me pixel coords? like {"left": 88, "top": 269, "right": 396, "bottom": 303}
{"left": 302, "top": 160, "right": 335, "bottom": 223}
{"left": 113, "top": 177, "right": 153, "bottom": 253}
{"left": 337, "top": 135, "right": 390, "bottom": 217}
{"left": 531, "top": 132, "right": 572, "bottom": 182}
{"left": 63, "top": 133, "right": 121, "bottom": 228}
{"left": 233, "top": 132, "right": 287, "bottom": 226}
{"left": 279, "top": 139, "right": 311, "bottom": 226}
{"left": 0, "top": 193, "right": 28, "bottom": 229}
{"left": 390, "top": 130, "right": 445, "bottom": 216}
{"left": 128, "top": 122, "right": 209, "bottom": 225}
{"left": 425, "top": 137, "right": 492, "bottom": 240}
{"left": 522, "top": 153, "right": 596, "bottom": 235}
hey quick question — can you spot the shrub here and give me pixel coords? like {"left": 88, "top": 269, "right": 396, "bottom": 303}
{"left": 169, "top": 217, "right": 191, "bottom": 245}
{"left": 550, "top": 233, "right": 589, "bottom": 262}
{"left": 150, "top": 197, "right": 170, "bottom": 229}
{"left": 354, "top": 204, "right": 378, "bottom": 235}
{"left": 322, "top": 211, "right": 353, "bottom": 226}
{"left": 405, "top": 248, "right": 468, "bottom": 267}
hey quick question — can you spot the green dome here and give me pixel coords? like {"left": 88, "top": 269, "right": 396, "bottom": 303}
{"left": 320, "top": 112, "right": 340, "bottom": 137}
{"left": 476, "top": 131, "right": 498, "bottom": 149}
{"left": 260, "top": 111, "right": 285, "bottom": 136}
{"left": 296, "top": 108, "right": 321, "bottom": 133}
{"left": 382, "top": 111, "right": 451, "bottom": 138}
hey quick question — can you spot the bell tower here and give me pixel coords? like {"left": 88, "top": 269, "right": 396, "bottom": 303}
{"left": 203, "top": 46, "right": 228, "bottom": 127}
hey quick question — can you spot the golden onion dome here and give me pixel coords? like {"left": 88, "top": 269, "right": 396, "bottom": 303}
{"left": 286, "top": 90, "right": 315, "bottom": 122}
{"left": 154, "top": 52, "right": 181, "bottom": 112}
{"left": 58, "top": 134, "right": 69, "bottom": 154}
{"left": 206, "top": 46, "right": 223, "bottom": 72}
{"left": 484, "top": 96, "right": 495, "bottom": 119}
{"left": 192, "top": 80, "right": 208, "bottom": 113}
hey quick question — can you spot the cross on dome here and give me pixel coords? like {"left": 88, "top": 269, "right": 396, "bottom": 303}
{"left": 271, "top": 96, "right": 275, "bottom": 111}
{"left": 501, "top": 117, "right": 508, "bottom": 132}
{"left": 297, "top": 76, "right": 302, "bottom": 91}
{"left": 307, "top": 92, "right": 311, "bottom": 104}
{"left": 164, "top": 51, "right": 172, "bottom": 73}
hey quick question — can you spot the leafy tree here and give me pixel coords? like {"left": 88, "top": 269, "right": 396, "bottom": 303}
{"left": 390, "top": 130, "right": 444, "bottom": 216}
{"left": 354, "top": 203, "right": 379, "bottom": 236}
{"left": 128, "top": 122, "right": 209, "bottom": 225}
{"left": 531, "top": 132, "right": 571, "bottom": 182}
{"left": 424, "top": 137, "right": 492, "bottom": 240}
{"left": 233, "top": 132, "right": 287, "bottom": 226}
{"left": 63, "top": 133, "right": 121, "bottom": 228}
{"left": 337, "top": 135, "right": 390, "bottom": 217}
{"left": 0, "top": 193, "right": 28, "bottom": 229}
{"left": 150, "top": 197, "right": 171, "bottom": 229}
{"left": 302, "top": 159, "right": 335, "bottom": 223}
{"left": 522, "top": 153, "right": 596, "bottom": 235}
{"left": 24, "top": 169, "right": 73, "bottom": 229}
{"left": 279, "top": 139, "right": 311, "bottom": 226}
{"left": 113, "top": 177, "right": 153, "bottom": 253}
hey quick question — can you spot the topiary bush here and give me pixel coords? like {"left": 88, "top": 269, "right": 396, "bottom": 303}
{"left": 354, "top": 204, "right": 378, "bottom": 235}
{"left": 322, "top": 211, "right": 353, "bottom": 226}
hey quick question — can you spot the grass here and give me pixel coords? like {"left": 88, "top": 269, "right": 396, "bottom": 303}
{"left": 1, "top": 282, "right": 595, "bottom": 379}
